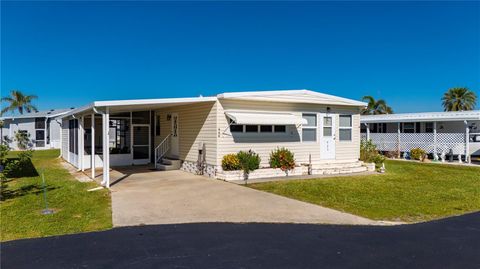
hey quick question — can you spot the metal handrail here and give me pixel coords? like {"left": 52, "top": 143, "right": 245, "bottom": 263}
{"left": 154, "top": 134, "right": 171, "bottom": 168}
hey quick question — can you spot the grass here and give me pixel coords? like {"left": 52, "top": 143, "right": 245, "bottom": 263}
{"left": 249, "top": 160, "right": 480, "bottom": 222}
{"left": 1, "top": 149, "right": 112, "bottom": 241}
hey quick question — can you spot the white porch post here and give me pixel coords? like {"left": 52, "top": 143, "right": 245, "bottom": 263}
{"left": 101, "top": 108, "right": 110, "bottom": 188}
{"left": 397, "top": 122, "right": 401, "bottom": 158}
{"left": 91, "top": 113, "right": 95, "bottom": 179}
{"left": 365, "top": 123, "right": 370, "bottom": 140}
{"left": 465, "top": 120, "right": 470, "bottom": 164}
{"left": 79, "top": 116, "right": 84, "bottom": 171}
{"left": 433, "top": 121, "right": 438, "bottom": 160}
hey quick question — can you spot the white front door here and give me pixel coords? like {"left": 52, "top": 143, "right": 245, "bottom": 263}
{"left": 170, "top": 113, "right": 179, "bottom": 158}
{"left": 132, "top": 124, "right": 150, "bottom": 165}
{"left": 320, "top": 114, "right": 336, "bottom": 160}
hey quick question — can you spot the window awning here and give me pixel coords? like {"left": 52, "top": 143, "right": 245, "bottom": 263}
{"left": 225, "top": 111, "right": 307, "bottom": 125}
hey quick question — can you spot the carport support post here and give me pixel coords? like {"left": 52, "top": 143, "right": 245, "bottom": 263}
{"left": 433, "top": 122, "right": 437, "bottom": 160}
{"left": 102, "top": 108, "right": 110, "bottom": 188}
{"left": 91, "top": 112, "right": 95, "bottom": 179}
{"left": 465, "top": 120, "right": 470, "bottom": 164}
{"left": 397, "top": 122, "right": 401, "bottom": 158}
{"left": 365, "top": 123, "right": 370, "bottom": 140}
{"left": 79, "top": 116, "right": 85, "bottom": 171}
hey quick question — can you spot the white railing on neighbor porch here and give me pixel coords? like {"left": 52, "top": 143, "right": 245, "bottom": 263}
{"left": 361, "top": 133, "right": 466, "bottom": 155}
{"left": 154, "top": 134, "right": 171, "bottom": 168}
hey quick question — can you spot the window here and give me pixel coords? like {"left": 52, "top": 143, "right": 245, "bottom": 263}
{"left": 109, "top": 119, "right": 131, "bottom": 154}
{"left": 260, "top": 125, "right": 272, "bottom": 132}
{"left": 425, "top": 122, "right": 434, "bottom": 133}
{"left": 402, "top": 122, "right": 415, "bottom": 133}
{"left": 339, "top": 115, "right": 352, "bottom": 141}
{"left": 245, "top": 125, "right": 258, "bottom": 133}
{"left": 35, "top": 118, "right": 46, "bottom": 129}
{"left": 34, "top": 117, "right": 46, "bottom": 148}
{"left": 229, "top": 118, "right": 287, "bottom": 134}
{"left": 274, "top": 125, "right": 286, "bottom": 133}
{"left": 69, "top": 119, "right": 78, "bottom": 154}
{"left": 302, "top": 113, "right": 317, "bottom": 142}
{"left": 323, "top": 116, "right": 333, "bottom": 137}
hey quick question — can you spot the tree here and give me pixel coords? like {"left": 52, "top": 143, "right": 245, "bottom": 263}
{"left": 1, "top": 90, "right": 38, "bottom": 115}
{"left": 441, "top": 87, "right": 477, "bottom": 111}
{"left": 361, "top": 96, "right": 393, "bottom": 115}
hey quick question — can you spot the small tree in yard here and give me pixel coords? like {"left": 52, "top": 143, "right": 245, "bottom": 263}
{"left": 14, "top": 131, "right": 31, "bottom": 150}
{"left": 269, "top": 147, "right": 296, "bottom": 176}
{"left": 237, "top": 150, "right": 261, "bottom": 184}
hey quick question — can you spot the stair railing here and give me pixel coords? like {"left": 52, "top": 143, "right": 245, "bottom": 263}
{"left": 154, "top": 134, "right": 171, "bottom": 168}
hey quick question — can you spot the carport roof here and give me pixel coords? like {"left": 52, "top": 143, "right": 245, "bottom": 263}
{"left": 361, "top": 110, "right": 480, "bottom": 123}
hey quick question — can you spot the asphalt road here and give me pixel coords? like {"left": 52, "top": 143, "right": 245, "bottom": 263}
{"left": 2, "top": 212, "right": 479, "bottom": 269}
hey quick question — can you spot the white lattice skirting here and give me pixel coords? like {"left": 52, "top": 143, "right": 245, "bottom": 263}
{"left": 361, "top": 133, "right": 466, "bottom": 155}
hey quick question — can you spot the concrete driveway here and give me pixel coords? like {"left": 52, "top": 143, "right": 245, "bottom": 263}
{"left": 111, "top": 170, "right": 380, "bottom": 226}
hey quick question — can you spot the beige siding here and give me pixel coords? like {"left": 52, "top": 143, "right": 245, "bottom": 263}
{"left": 217, "top": 99, "right": 361, "bottom": 168}
{"left": 154, "top": 102, "right": 217, "bottom": 165}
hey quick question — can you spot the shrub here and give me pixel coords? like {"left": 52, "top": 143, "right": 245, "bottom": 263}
{"left": 269, "top": 147, "right": 296, "bottom": 174}
{"left": 222, "top": 153, "right": 240, "bottom": 171}
{"left": 360, "top": 140, "right": 380, "bottom": 163}
{"left": 372, "top": 154, "right": 386, "bottom": 168}
{"left": 410, "top": 148, "right": 427, "bottom": 161}
{"left": 237, "top": 150, "right": 261, "bottom": 183}
{"left": 0, "top": 144, "right": 9, "bottom": 165}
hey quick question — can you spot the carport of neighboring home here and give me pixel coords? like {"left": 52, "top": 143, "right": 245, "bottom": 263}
{"left": 58, "top": 89, "right": 367, "bottom": 187}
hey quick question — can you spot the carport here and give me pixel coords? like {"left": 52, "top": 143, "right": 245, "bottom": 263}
{"left": 59, "top": 96, "right": 217, "bottom": 187}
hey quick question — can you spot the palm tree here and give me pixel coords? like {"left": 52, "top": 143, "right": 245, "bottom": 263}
{"left": 361, "top": 96, "right": 394, "bottom": 115}
{"left": 441, "top": 87, "right": 477, "bottom": 111}
{"left": 1, "top": 90, "right": 38, "bottom": 115}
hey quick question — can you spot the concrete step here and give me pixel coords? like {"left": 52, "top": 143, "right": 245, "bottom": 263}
{"left": 162, "top": 158, "right": 182, "bottom": 166}
{"left": 312, "top": 165, "right": 367, "bottom": 175}
{"left": 312, "top": 161, "right": 363, "bottom": 170}
{"left": 156, "top": 163, "right": 181, "bottom": 171}
{"left": 156, "top": 158, "right": 182, "bottom": 171}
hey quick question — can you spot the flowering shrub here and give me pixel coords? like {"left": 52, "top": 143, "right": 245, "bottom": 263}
{"left": 269, "top": 147, "right": 296, "bottom": 173}
{"left": 221, "top": 154, "right": 241, "bottom": 171}
{"left": 410, "top": 148, "right": 427, "bottom": 161}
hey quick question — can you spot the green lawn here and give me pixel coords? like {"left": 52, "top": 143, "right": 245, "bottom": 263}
{"left": 1, "top": 149, "right": 112, "bottom": 241}
{"left": 249, "top": 160, "right": 480, "bottom": 222}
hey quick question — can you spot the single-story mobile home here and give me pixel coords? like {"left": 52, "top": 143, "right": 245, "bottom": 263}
{"left": 58, "top": 90, "right": 370, "bottom": 187}
{"left": 360, "top": 111, "right": 480, "bottom": 162}
{"left": 0, "top": 109, "right": 73, "bottom": 150}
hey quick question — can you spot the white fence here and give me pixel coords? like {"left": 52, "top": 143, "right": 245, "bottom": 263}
{"left": 361, "top": 133, "right": 466, "bottom": 155}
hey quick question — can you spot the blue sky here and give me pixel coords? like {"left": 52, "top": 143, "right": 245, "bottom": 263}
{"left": 1, "top": 1, "right": 479, "bottom": 113}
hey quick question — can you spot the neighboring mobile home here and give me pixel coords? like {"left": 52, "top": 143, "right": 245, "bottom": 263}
{"left": 58, "top": 90, "right": 368, "bottom": 187}
{"left": 360, "top": 111, "right": 480, "bottom": 162}
{"left": 0, "top": 109, "right": 73, "bottom": 150}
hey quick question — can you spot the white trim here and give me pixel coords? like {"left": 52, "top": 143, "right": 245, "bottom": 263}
{"left": 361, "top": 110, "right": 480, "bottom": 123}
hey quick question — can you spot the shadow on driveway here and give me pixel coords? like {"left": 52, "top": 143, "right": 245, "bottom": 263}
{"left": 2, "top": 212, "right": 480, "bottom": 269}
